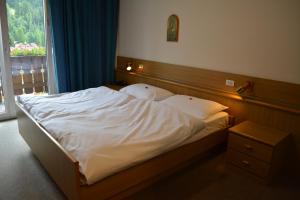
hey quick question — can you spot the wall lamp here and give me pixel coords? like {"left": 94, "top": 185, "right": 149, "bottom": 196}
{"left": 126, "top": 63, "right": 133, "bottom": 71}
{"left": 236, "top": 81, "right": 254, "bottom": 95}
{"left": 125, "top": 62, "right": 144, "bottom": 73}
{"left": 137, "top": 64, "right": 144, "bottom": 72}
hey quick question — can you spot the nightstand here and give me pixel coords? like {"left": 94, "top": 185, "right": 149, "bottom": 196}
{"left": 226, "top": 121, "right": 290, "bottom": 183}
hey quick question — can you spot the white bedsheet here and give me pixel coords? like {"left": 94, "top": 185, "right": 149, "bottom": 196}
{"left": 18, "top": 87, "right": 133, "bottom": 121}
{"left": 37, "top": 98, "right": 205, "bottom": 185}
{"left": 183, "top": 112, "right": 228, "bottom": 145}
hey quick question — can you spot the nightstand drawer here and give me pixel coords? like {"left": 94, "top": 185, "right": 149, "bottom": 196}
{"left": 227, "top": 149, "right": 270, "bottom": 178}
{"left": 228, "top": 133, "right": 273, "bottom": 162}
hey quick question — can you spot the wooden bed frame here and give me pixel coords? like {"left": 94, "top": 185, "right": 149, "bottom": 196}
{"left": 16, "top": 100, "right": 232, "bottom": 200}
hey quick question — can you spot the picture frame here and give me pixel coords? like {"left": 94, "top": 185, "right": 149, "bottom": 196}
{"left": 167, "top": 14, "right": 179, "bottom": 42}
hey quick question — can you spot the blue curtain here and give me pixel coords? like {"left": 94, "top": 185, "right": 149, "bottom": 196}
{"left": 48, "top": 0, "right": 119, "bottom": 92}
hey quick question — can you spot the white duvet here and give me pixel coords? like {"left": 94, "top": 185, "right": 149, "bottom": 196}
{"left": 18, "top": 87, "right": 205, "bottom": 185}
{"left": 18, "top": 87, "right": 132, "bottom": 121}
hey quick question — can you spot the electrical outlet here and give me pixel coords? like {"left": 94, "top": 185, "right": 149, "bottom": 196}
{"left": 226, "top": 79, "right": 235, "bottom": 87}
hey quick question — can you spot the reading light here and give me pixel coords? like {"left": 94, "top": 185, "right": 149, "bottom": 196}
{"left": 137, "top": 64, "right": 144, "bottom": 72}
{"left": 126, "top": 63, "right": 132, "bottom": 71}
{"left": 236, "top": 81, "right": 253, "bottom": 94}
{"left": 126, "top": 66, "right": 132, "bottom": 71}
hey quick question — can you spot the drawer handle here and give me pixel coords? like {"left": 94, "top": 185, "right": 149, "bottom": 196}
{"left": 242, "top": 160, "right": 250, "bottom": 166}
{"left": 244, "top": 144, "right": 253, "bottom": 150}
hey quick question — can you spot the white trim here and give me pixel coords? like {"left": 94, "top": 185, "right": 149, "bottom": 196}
{"left": 0, "top": 0, "right": 16, "bottom": 120}
{"left": 44, "top": 0, "right": 57, "bottom": 95}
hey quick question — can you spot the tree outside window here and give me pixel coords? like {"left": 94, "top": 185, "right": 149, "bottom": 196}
{"left": 6, "top": 0, "right": 46, "bottom": 56}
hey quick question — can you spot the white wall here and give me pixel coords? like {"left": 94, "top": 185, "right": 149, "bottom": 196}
{"left": 118, "top": 0, "right": 300, "bottom": 84}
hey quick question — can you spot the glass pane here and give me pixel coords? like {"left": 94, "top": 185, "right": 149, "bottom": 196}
{"left": 6, "top": 0, "right": 48, "bottom": 96}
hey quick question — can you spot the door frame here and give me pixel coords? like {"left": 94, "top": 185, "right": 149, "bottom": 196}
{"left": 0, "top": 0, "right": 15, "bottom": 120}
{"left": 0, "top": 0, "right": 55, "bottom": 121}
{"left": 44, "top": 0, "right": 57, "bottom": 95}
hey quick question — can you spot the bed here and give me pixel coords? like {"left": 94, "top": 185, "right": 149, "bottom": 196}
{"left": 16, "top": 85, "right": 233, "bottom": 200}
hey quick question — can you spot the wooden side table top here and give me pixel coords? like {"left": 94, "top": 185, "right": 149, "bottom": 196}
{"left": 229, "top": 121, "right": 290, "bottom": 146}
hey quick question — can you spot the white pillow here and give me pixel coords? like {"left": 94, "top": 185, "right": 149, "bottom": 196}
{"left": 120, "top": 83, "right": 174, "bottom": 101}
{"left": 161, "top": 95, "right": 228, "bottom": 119}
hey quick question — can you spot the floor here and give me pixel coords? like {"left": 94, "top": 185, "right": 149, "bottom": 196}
{"left": 0, "top": 119, "right": 299, "bottom": 200}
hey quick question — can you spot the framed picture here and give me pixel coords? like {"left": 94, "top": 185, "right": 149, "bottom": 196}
{"left": 167, "top": 14, "right": 179, "bottom": 42}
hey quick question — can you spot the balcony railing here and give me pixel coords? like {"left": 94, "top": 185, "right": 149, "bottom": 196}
{"left": 11, "top": 55, "right": 48, "bottom": 95}
{"left": 0, "top": 56, "right": 47, "bottom": 106}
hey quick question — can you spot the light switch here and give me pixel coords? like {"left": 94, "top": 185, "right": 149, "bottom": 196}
{"left": 226, "top": 79, "right": 235, "bottom": 87}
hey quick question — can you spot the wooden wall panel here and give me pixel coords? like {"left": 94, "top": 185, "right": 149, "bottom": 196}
{"left": 117, "top": 57, "right": 300, "bottom": 112}
{"left": 116, "top": 56, "right": 300, "bottom": 174}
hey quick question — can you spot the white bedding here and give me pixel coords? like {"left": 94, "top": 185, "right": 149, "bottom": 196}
{"left": 38, "top": 99, "right": 205, "bottom": 184}
{"left": 183, "top": 112, "right": 228, "bottom": 145}
{"left": 18, "top": 87, "right": 133, "bottom": 121}
{"left": 17, "top": 87, "right": 228, "bottom": 185}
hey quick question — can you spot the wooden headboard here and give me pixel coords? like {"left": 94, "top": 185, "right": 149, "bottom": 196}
{"left": 116, "top": 56, "right": 300, "bottom": 172}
